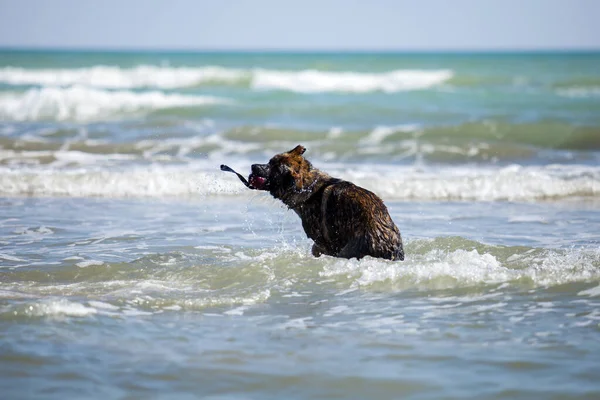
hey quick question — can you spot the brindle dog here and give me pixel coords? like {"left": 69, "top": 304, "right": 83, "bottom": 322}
{"left": 245, "top": 145, "right": 404, "bottom": 261}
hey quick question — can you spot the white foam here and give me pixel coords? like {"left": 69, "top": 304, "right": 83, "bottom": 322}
{"left": 175, "top": 289, "right": 272, "bottom": 310}
{"left": 0, "top": 65, "right": 246, "bottom": 89}
{"left": 0, "top": 253, "right": 25, "bottom": 262}
{"left": 87, "top": 300, "right": 120, "bottom": 310}
{"left": 76, "top": 260, "right": 105, "bottom": 268}
{"left": 557, "top": 87, "right": 600, "bottom": 98}
{"left": 323, "top": 305, "right": 352, "bottom": 317}
{"left": 359, "top": 124, "right": 420, "bottom": 145}
{"left": 327, "top": 126, "right": 344, "bottom": 139}
{"left": 0, "top": 65, "right": 453, "bottom": 93}
{"left": 277, "top": 317, "right": 313, "bottom": 330}
{"left": 122, "top": 308, "right": 153, "bottom": 316}
{"left": 1, "top": 163, "right": 598, "bottom": 201}
{"left": 344, "top": 164, "right": 600, "bottom": 201}
{"left": 320, "top": 246, "right": 600, "bottom": 289}
{"left": 163, "top": 305, "right": 182, "bottom": 311}
{"left": 320, "top": 249, "right": 508, "bottom": 290}
{"left": 508, "top": 215, "right": 549, "bottom": 224}
{"left": 0, "top": 166, "right": 244, "bottom": 198}
{"left": 252, "top": 68, "right": 453, "bottom": 93}
{"left": 223, "top": 305, "right": 250, "bottom": 316}
{"left": 0, "top": 86, "right": 231, "bottom": 122}
{"left": 28, "top": 299, "right": 98, "bottom": 317}
{"left": 0, "top": 134, "right": 264, "bottom": 167}
{"left": 578, "top": 285, "right": 600, "bottom": 297}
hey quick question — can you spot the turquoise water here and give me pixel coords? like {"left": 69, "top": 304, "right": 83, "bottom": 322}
{"left": 1, "top": 50, "right": 600, "bottom": 399}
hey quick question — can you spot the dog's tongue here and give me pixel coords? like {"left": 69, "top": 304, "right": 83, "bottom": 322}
{"left": 249, "top": 175, "right": 267, "bottom": 190}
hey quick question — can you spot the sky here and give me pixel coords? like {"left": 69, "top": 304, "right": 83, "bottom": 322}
{"left": 0, "top": 0, "right": 599, "bottom": 51}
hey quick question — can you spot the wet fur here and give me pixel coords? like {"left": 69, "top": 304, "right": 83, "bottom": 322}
{"left": 250, "top": 145, "right": 404, "bottom": 261}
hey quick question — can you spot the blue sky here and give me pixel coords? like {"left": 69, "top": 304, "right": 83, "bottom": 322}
{"left": 0, "top": 0, "right": 598, "bottom": 50}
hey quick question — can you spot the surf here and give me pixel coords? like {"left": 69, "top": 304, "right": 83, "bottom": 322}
{"left": 0, "top": 86, "right": 232, "bottom": 122}
{"left": 0, "top": 65, "right": 454, "bottom": 93}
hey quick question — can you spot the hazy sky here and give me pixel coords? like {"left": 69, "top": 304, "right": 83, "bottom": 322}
{"left": 0, "top": 0, "right": 598, "bottom": 50}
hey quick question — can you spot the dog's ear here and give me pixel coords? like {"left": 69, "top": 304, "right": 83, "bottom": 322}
{"left": 289, "top": 145, "right": 306, "bottom": 156}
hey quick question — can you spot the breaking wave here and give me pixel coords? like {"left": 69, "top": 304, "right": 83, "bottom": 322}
{"left": 0, "top": 65, "right": 245, "bottom": 89}
{"left": 1, "top": 239, "right": 599, "bottom": 319}
{"left": 251, "top": 68, "right": 454, "bottom": 93}
{"left": 0, "top": 86, "right": 231, "bottom": 121}
{"left": 1, "top": 163, "right": 598, "bottom": 201}
{"left": 0, "top": 65, "right": 453, "bottom": 92}
{"left": 321, "top": 239, "right": 600, "bottom": 290}
{"left": 556, "top": 86, "right": 600, "bottom": 98}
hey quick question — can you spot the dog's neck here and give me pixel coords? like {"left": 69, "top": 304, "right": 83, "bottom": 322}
{"left": 275, "top": 169, "right": 335, "bottom": 210}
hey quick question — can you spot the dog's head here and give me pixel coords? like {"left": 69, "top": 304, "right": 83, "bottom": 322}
{"left": 249, "top": 145, "right": 316, "bottom": 203}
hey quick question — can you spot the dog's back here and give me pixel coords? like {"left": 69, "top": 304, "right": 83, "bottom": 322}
{"left": 295, "top": 178, "right": 404, "bottom": 261}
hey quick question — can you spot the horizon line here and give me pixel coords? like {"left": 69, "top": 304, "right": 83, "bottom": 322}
{"left": 1, "top": 45, "right": 600, "bottom": 54}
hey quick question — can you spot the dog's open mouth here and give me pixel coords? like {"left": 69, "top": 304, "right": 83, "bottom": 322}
{"left": 249, "top": 175, "right": 267, "bottom": 190}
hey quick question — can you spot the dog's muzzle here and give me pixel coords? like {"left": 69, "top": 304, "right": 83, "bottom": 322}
{"left": 249, "top": 164, "right": 269, "bottom": 190}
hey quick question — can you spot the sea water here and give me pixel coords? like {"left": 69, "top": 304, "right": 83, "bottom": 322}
{"left": 1, "top": 50, "right": 599, "bottom": 399}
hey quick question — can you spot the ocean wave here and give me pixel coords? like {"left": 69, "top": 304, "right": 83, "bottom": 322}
{"left": 1, "top": 241, "right": 599, "bottom": 320}
{"left": 2, "top": 123, "right": 598, "bottom": 171}
{"left": 556, "top": 87, "right": 600, "bottom": 98}
{"left": 1, "top": 164, "right": 598, "bottom": 201}
{"left": 0, "top": 65, "right": 246, "bottom": 89}
{"left": 251, "top": 68, "right": 453, "bottom": 93}
{"left": 2, "top": 290, "right": 272, "bottom": 318}
{"left": 0, "top": 166, "right": 243, "bottom": 197}
{"left": 247, "top": 122, "right": 600, "bottom": 152}
{"left": 0, "top": 65, "right": 453, "bottom": 92}
{"left": 322, "top": 241, "right": 600, "bottom": 289}
{"left": 0, "top": 86, "right": 231, "bottom": 122}
{"left": 347, "top": 164, "right": 600, "bottom": 201}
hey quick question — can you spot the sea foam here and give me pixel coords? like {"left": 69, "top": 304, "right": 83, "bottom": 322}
{"left": 26, "top": 299, "right": 98, "bottom": 317}
{"left": 556, "top": 87, "right": 600, "bottom": 98}
{"left": 252, "top": 69, "right": 453, "bottom": 93}
{"left": 0, "top": 65, "right": 245, "bottom": 89}
{"left": 0, "top": 166, "right": 243, "bottom": 198}
{"left": 344, "top": 164, "right": 600, "bottom": 201}
{"left": 1, "top": 164, "right": 598, "bottom": 201}
{"left": 0, "top": 65, "right": 453, "bottom": 93}
{"left": 0, "top": 86, "right": 231, "bottom": 121}
{"left": 320, "top": 245, "right": 600, "bottom": 290}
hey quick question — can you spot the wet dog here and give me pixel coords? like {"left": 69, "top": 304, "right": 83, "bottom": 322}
{"left": 245, "top": 145, "right": 404, "bottom": 261}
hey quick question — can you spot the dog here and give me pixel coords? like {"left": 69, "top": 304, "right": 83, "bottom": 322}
{"left": 249, "top": 145, "right": 404, "bottom": 261}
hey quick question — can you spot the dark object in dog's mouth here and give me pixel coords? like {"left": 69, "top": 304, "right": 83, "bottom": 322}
{"left": 220, "top": 164, "right": 267, "bottom": 190}
{"left": 248, "top": 175, "right": 267, "bottom": 190}
{"left": 220, "top": 164, "right": 252, "bottom": 188}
